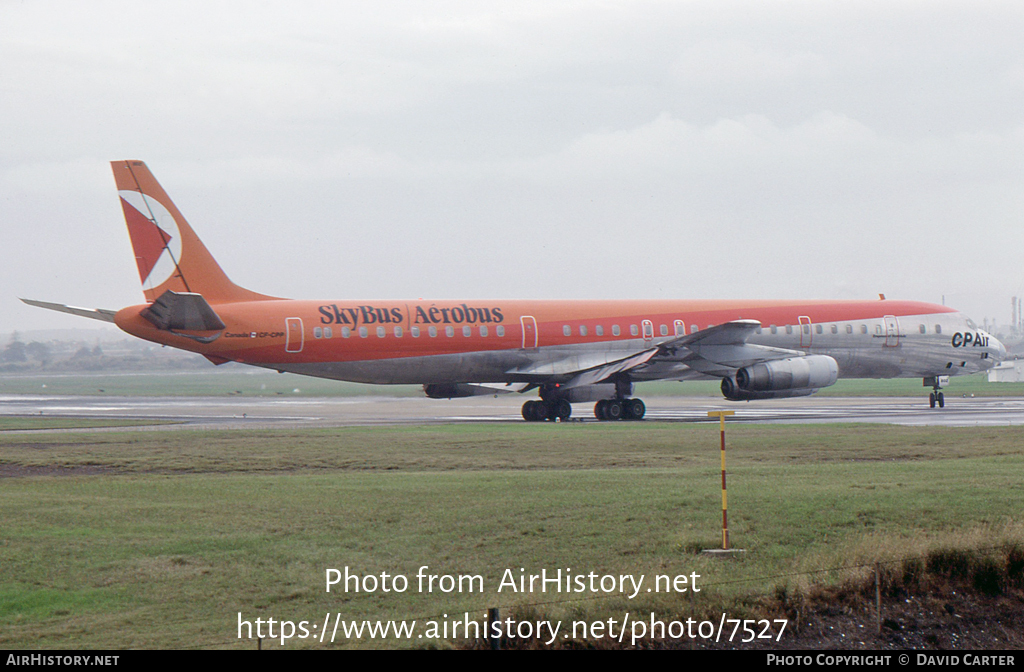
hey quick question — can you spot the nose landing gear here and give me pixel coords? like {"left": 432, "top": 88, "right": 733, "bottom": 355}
{"left": 924, "top": 376, "right": 945, "bottom": 409}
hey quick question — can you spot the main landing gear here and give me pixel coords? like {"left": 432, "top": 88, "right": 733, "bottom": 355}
{"left": 519, "top": 397, "right": 647, "bottom": 421}
{"left": 521, "top": 398, "right": 572, "bottom": 422}
{"left": 594, "top": 398, "right": 646, "bottom": 421}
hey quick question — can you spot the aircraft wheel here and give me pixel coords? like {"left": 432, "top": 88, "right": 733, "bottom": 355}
{"left": 627, "top": 398, "right": 646, "bottom": 420}
{"left": 929, "top": 392, "right": 936, "bottom": 408}
{"left": 605, "top": 400, "right": 623, "bottom": 421}
{"left": 554, "top": 399, "right": 572, "bottom": 421}
{"left": 534, "top": 400, "right": 550, "bottom": 421}
{"left": 522, "top": 400, "right": 537, "bottom": 421}
{"left": 937, "top": 392, "right": 944, "bottom": 408}
{"left": 594, "top": 400, "right": 607, "bottom": 420}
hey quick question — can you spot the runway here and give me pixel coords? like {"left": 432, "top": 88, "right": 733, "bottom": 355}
{"left": 4, "top": 393, "right": 1024, "bottom": 430}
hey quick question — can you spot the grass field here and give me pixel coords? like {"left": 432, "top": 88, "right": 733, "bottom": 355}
{"left": 0, "top": 418, "right": 177, "bottom": 431}
{"left": 1, "top": 422, "right": 1022, "bottom": 649}
{"left": 3, "top": 368, "right": 1024, "bottom": 398}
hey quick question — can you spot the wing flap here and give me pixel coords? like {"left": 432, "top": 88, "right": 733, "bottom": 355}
{"left": 507, "top": 349, "right": 643, "bottom": 378}
{"left": 564, "top": 349, "right": 660, "bottom": 388}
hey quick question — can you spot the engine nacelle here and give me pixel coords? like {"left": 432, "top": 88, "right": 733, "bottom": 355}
{"left": 720, "top": 377, "right": 819, "bottom": 401}
{"left": 735, "top": 355, "right": 838, "bottom": 392}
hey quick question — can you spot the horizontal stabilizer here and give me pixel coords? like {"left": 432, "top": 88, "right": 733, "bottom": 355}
{"left": 20, "top": 298, "right": 117, "bottom": 323}
{"left": 140, "top": 290, "right": 226, "bottom": 331}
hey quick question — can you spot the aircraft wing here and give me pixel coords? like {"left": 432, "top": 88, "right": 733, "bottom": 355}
{"left": 647, "top": 320, "right": 804, "bottom": 377}
{"left": 507, "top": 319, "right": 805, "bottom": 388}
{"left": 20, "top": 298, "right": 117, "bottom": 323}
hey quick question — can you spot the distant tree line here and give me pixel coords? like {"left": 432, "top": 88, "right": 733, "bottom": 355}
{"left": 1, "top": 332, "right": 205, "bottom": 372}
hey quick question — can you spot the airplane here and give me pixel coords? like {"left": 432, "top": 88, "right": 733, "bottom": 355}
{"left": 22, "top": 160, "right": 1006, "bottom": 421}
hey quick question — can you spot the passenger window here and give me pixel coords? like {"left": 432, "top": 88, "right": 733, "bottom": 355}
{"left": 359, "top": 327, "right": 368, "bottom": 338}
{"left": 860, "top": 325, "right": 868, "bottom": 334}
{"left": 462, "top": 326, "right": 471, "bottom": 337}
{"left": 480, "top": 325, "right": 488, "bottom": 337}
{"left": 755, "top": 327, "right": 762, "bottom": 334}
{"left": 563, "top": 325, "right": 571, "bottom": 336}
{"left": 580, "top": 325, "right": 588, "bottom": 336}
{"left": 875, "top": 325, "right": 883, "bottom": 335}
{"left": 660, "top": 324, "right": 668, "bottom": 336}
{"left": 830, "top": 325, "right": 837, "bottom": 334}
{"left": 394, "top": 326, "right": 403, "bottom": 337}
{"left": 596, "top": 325, "right": 604, "bottom": 336}
{"left": 786, "top": 325, "right": 793, "bottom": 335}
{"left": 496, "top": 325, "right": 505, "bottom": 337}
{"left": 919, "top": 324, "right": 926, "bottom": 334}
{"left": 845, "top": 324, "right": 852, "bottom": 334}
{"left": 690, "top": 325, "right": 698, "bottom": 334}
{"left": 770, "top": 325, "right": 777, "bottom": 335}
{"left": 445, "top": 326, "right": 454, "bottom": 337}
{"left": 324, "top": 327, "right": 333, "bottom": 339}
{"left": 630, "top": 325, "right": 639, "bottom": 336}
{"left": 342, "top": 327, "right": 351, "bottom": 338}
{"left": 377, "top": 326, "right": 385, "bottom": 338}
{"left": 429, "top": 326, "right": 437, "bottom": 338}
{"left": 815, "top": 325, "right": 822, "bottom": 335}
{"left": 935, "top": 325, "right": 942, "bottom": 334}
{"left": 411, "top": 326, "right": 420, "bottom": 338}
{"left": 612, "top": 325, "right": 621, "bottom": 336}
{"left": 802, "top": 325, "right": 809, "bottom": 334}
{"left": 314, "top": 327, "right": 322, "bottom": 339}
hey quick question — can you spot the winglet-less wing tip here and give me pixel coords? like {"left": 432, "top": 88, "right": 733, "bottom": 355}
{"left": 20, "top": 298, "right": 118, "bottom": 324}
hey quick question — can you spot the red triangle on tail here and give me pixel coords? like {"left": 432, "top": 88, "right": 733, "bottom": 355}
{"left": 121, "top": 197, "right": 172, "bottom": 283}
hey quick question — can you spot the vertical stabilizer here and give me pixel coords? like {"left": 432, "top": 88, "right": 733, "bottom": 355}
{"left": 111, "top": 160, "right": 276, "bottom": 304}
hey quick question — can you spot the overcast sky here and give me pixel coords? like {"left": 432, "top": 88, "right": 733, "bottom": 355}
{"left": 3, "top": 1, "right": 1023, "bottom": 333}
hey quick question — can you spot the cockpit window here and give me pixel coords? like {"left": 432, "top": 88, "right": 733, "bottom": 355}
{"left": 966, "top": 318, "right": 977, "bottom": 330}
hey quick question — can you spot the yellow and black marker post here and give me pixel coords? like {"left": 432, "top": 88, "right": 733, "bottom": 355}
{"left": 707, "top": 411, "right": 735, "bottom": 550}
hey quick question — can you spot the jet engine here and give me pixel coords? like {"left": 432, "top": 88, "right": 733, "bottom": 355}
{"left": 721, "top": 355, "right": 838, "bottom": 401}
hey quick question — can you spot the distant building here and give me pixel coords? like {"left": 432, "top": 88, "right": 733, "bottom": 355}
{"left": 988, "top": 359, "right": 1024, "bottom": 382}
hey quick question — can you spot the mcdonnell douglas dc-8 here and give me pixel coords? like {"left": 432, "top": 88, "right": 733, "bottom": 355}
{"left": 23, "top": 161, "right": 1005, "bottom": 421}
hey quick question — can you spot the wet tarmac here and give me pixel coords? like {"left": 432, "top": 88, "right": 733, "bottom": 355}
{"left": 4, "top": 393, "right": 1024, "bottom": 430}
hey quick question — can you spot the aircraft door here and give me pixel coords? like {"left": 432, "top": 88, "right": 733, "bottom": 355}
{"left": 520, "top": 315, "right": 538, "bottom": 349}
{"left": 285, "top": 317, "right": 304, "bottom": 353}
{"left": 883, "top": 315, "right": 900, "bottom": 347}
{"left": 798, "top": 316, "right": 812, "bottom": 348}
{"left": 642, "top": 319, "right": 654, "bottom": 345}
